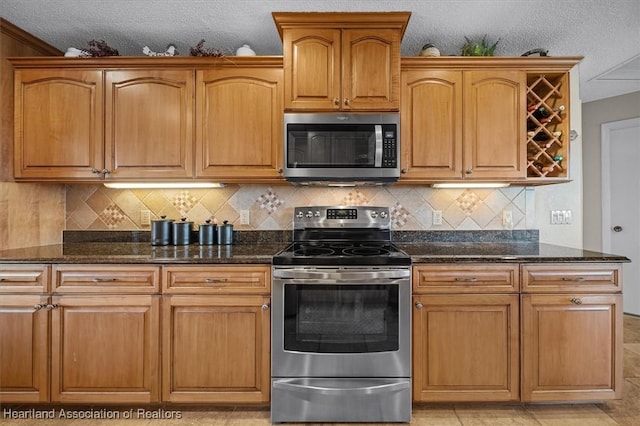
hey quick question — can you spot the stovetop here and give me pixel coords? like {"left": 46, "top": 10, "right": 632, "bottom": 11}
{"left": 273, "top": 206, "right": 410, "bottom": 266}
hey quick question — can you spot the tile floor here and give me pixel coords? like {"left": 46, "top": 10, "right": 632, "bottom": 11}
{"left": 2, "top": 315, "right": 639, "bottom": 425}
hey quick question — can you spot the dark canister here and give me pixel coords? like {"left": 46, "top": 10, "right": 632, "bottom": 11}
{"left": 172, "top": 217, "right": 193, "bottom": 245}
{"left": 217, "top": 220, "right": 234, "bottom": 245}
{"left": 151, "top": 216, "right": 173, "bottom": 246}
{"left": 198, "top": 219, "right": 217, "bottom": 245}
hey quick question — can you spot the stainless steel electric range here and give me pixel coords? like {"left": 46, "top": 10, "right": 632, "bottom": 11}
{"left": 271, "top": 206, "right": 411, "bottom": 423}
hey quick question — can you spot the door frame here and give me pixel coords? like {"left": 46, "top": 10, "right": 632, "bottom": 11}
{"left": 601, "top": 117, "right": 640, "bottom": 253}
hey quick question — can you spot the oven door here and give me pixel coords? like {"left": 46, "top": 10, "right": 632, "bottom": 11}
{"left": 271, "top": 266, "right": 411, "bottom": 378}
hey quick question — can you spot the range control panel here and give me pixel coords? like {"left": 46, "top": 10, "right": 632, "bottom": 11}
{"left": 293, "top": 206, "right": 390, "bottom": 229}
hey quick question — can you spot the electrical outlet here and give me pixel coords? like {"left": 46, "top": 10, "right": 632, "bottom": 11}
{"left": 432, "top": 210, "right": 443, "bottom": 226}
{"left": 502, "top": 210, "right": 513, "bottom": 227}
{"left": 240, "top": 210, "right": 250, "bottom": 225}
{"left": 140, "top": 209, "right": 151, "bottom": 226}
{"left": 550, "top": 210, "right": 572, "bottom": 224}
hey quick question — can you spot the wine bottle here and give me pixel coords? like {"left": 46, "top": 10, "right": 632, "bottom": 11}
{"left": 529, "top": 105, "right": 565, "bottom": 120}
{"left": 527, "top": 117, "right": 552, "bottom": 130}
{"left": 527, "top": 131, "right": 562, "bottom": 142}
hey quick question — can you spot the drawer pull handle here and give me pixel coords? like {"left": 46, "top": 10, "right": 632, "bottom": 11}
{"left": 562, "top": 277, "right": 586, "bottom": 282}
{"left": 455, "top": 277, "right": 478, "bottom": 282}
{"left": 45, "top": 304, "right": 60, "bottom": 311}
{"left": 570, "top": 298, "right": 583, "bottom": 305}
{"left": 262, "top": 303, "right": 270, "bottom": 311}
{"left": 93, "top": 277, "right": 117, "bottom": 282}
{"left": 205, "top": 278, "right": 228, "bottom": 284}
{"left": 33, "top": 304, "right": 45, "bottom": 311}
{"left": 415, "top": 302, "right": 423, "bottom": 310}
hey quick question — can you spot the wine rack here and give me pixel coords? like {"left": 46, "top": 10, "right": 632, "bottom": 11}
{"left": 526, "top": 72, "right": 570, "bottom": 179}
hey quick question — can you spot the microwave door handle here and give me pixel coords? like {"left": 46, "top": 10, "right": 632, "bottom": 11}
{"left": 374, "top": 125, "right": 383, "bottom": 167}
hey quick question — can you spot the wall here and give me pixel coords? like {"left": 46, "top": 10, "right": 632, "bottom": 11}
{"left": 66, "top": 184, "right": 534, "bottom": 232}
{"left": 582, "top": 91, "right": 640, "bottom": 251}
{"left": 0, "top": 19, "right": 66, "bottom": 250}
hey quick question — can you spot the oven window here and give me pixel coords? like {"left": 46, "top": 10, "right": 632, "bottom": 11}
{"left": 287, "top": 124, "right": 376, "bottom": 168}
{"left": 283, "top": 284, "right": 399, "bottom": 353}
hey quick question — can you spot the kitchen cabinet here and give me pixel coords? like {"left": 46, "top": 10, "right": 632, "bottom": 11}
{"left": 161, "top": 265, "right": 271, "bottom": 403}
{"left": 521, "top": 263, "right": 623, "bottom": 402}
{"left": 0, "top": 265, "right": 50, "bottom": 403}
{"left": 273, "top": 12, "right": 410, "bottom": 111}
{"left": 13, "top": 68, "right": 104, "bottom": 180}
{"left": 400, "top": 67, "right": 526, "bottom": 181}
{"left": 196, "top": 67, "right": 283, "bottom": 180}
{"left": 10, "top": 57, "right": 285, "bottom": 183}
{"left": 49, "top": 264, "right": 160, "bottom": 403}
{"left": 104, "top": 69, "right": 194, "bottom": 179}
{"left": 412, "top": 264, "right": 520, "bottom": 402}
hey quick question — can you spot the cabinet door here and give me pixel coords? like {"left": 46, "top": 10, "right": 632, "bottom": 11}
{"left": 14, "top": 69, "right": 104, "bottom": 180}
{"left": 282, "top": 28, "right": 341, "bottom": 110}
{"left": 463, "top": 71, "right": 526, "bottom": 179}
{"left": 162, "top": 295, "right": 270, "bottom": 403}
{"left": 400, "top": 70, "right": 463, "bottom": 180}
{"left": 50, "top": 295, "right": 160, "bottom": 403}
{"left": 342, "top": 29, "right": 400, "bottom": 111}
{"left": 521, "top": 293, "right": 623, "bottom": 402}
{"left": 0, "top": 295, "right": 49, "bottom": 403}
{"left": 413, "top": 294, "right": 519, "bottom": 402}
{"left": 196, "top": 68, "right": 283, "bottom": 181}
{"left": 105, "top": 70, "right": 194, "bottom": 179}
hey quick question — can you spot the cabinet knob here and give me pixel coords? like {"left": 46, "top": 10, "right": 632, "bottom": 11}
{"left": 90, "top": 168, "right": 102, "bottom": 175}
{"left": 277, "top": 168, "right": 283, "bottom": 174}
{"left": 33, "top": 303, "right": 45, "bottom": 311}
{"left": 401, "top": 168, "right": 408, "bottom": 174}
{"left": 45, "top": 303, "right": 60, "bottom": 311}
{"left": 570, "top": 297, "right": 583, "bottom": 305}
{"left": 344, "top": 98, "right": 350, "bottom": 106}
{"left": 261, "top": 303, "right": 270, "bottom": 311}
{"left": 333, "top": 98, "right": 340, "bottom": 106}
{"left": 414, "top": 302, "right": 423, "bottom": 310}
{"left": 102, "top": 169, "right": 112, "bottom": 176}
{"left": 465, "top": 169, "right": 473, "bottom": 174}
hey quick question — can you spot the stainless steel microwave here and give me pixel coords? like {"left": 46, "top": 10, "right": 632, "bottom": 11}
{"left": 283, "top": 113, "right": 400, "bottom": 185}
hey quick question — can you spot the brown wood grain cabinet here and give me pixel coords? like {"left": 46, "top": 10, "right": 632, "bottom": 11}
{"left": 0, "top": 265, "right": 50, "bottom": 403}
{"left": 196, "top": 67, "right": 283, "bottom": 180}
{"left": 13, "top": 69, "right": 104, "bottom": 180}
{"left": 412, "top": 264, "right": 520, "bottom": 402}
{"left": 105, "top": 69, "right": 194, "bottom": 179}
{"left": 520, "top": 264, "right": 623, "bottom": 402}
{"left": 161, "top": 265, "right": 271, "bottom": 403}
{"left": 274, "top": 12, "right": 410, "bottom": 111}
{"left": 401, "top": 68, "right": 526, "bottom": 181}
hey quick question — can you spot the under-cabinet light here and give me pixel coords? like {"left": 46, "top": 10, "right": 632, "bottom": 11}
{"left": 103, "top": 182, "right": 226, "bottom": 189}
{"left": 431, "top": 183, "right": 510, "bottom": 189}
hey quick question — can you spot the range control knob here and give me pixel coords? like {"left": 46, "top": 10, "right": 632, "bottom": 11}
{"left": 370, "top": 211, "right": 378, "bottom": 219}
{"left": 379, "top": 211, "right": 388, "bottom": 219}
{"left": 296, "top": 211, "right": 304, "bottom": 219}
{"left": 314, "top": 211, "right": 321, "bottom": 217}
{"left": 306, "top": 210, "right": 314, "bottom": 218}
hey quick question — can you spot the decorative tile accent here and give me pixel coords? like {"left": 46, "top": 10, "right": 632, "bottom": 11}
{"left": 99, "top": 204, "right": 127, "bottom": 229}
{"left": 390, "top": 202, "right": 410, "bottom": 228}
{"left": 342, "top": 189, "right": 369, "bottom": 205}
{"left": 171, "top": 190, "right": 197, "bottom": 216}
{"left": 257, "top": 187, "right": 283, "bottom": 213}
{"left": 456, "top": 190, "right": 481, "bottom": 214}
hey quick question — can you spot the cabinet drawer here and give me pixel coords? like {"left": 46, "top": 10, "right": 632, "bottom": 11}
{"left": 521, "top": 263, "right": 621, "bottom": 293}
{"left": 163, "top": 265, "right": 270, "bottom": 294}
{"left": 52, "top": 265, "right": 160, "bottom": 294}
{"left": 0, "top": 264, "right": 49, "bottom": 293}
{"left": 413, "top": 264, "right": 519, "bottom": 293}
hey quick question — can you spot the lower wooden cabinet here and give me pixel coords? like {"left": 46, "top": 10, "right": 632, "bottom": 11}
{"left": 50, "top": 295, "right": 160, "bottom": 403}
{"left": 162, "top": 295, "right": 271, "bottom": 403}
{"left": 413, "top": 294, "right": 519, "bottom": 402}
{"left": 0, "top": 294, "right": 50, "bottom": 403}
{"left": 521, "top": 293, "right": 623, "bottom": 402}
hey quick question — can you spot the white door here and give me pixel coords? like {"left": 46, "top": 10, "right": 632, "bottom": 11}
{"left": 602, "top": 117, "right": 640, "bottom": 315}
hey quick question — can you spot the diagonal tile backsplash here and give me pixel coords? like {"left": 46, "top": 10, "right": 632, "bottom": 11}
{"left": 65, "top": 184, "right": 534, "bottom": 231}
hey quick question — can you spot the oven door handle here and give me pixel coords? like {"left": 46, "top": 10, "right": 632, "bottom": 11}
{"left": 273, "top": 379, "right": 410, "bottom": 396}
{"left": 273, "top": 269, "right": 410, "bottom": 280}
{"left": 278, "top": 278, "right": 408, "bottom": 285}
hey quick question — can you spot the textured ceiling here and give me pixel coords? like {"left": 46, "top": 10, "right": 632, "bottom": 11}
{"left": 2, "top": 0, "right": 639, "bottom": 102}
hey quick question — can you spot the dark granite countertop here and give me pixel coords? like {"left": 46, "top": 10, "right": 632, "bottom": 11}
{"left": 0, "top": 241, "right": 629, "bottom": 264}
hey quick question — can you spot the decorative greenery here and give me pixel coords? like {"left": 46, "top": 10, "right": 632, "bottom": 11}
{"left": 461, "top": 35, "right": 500, "bottom": 56}
{"left": 82, "top": 39, "right": 119, "bottom": 57}
{"left": 189, "top": 39, "right": 225, "bottom": 57}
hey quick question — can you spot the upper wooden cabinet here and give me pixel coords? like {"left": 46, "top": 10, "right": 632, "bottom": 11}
{"left": 400, "top": 57, "right": 581, "bottom": 184}
{"left": 196, "top": 67, "right": 283, "bottom": 180}
{"left": 105, "top": 69, "right": 194, "bottom": 179}
{"left": 10, "top": 57, "right": 285, "bottom": 183}
{"left": 14, "top": 68, "right": 104, "bottom": 180}
{"left": 273, "top": 12, "right": 410, "bottom": 111}
{"left": 401, "top": 65, "right": 526, "bottom": 181}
